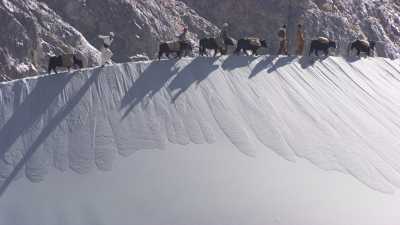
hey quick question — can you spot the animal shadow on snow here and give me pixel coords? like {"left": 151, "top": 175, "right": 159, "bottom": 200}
{"left": 267, "top": 56, "right": 297, "bottom": 72}
{"left": 344, "top": 55, "right": 362, "bottom": 63}
{"left": 249, "top": 55, "right": 277, "bottom": 78}
{"left": 120, "top": 59, "right": 180, "bottom": 119}
{"left": 0, "top": 69, "right": 101, "bottom": 197}
{"left": 168, "top": 57, "right": 219, "bottom": 102}
{"left": 299, "top": 56, "right": 317, "bottom": 68}
{"left": 221, "top": 55, "right": 258, "bottom": 71}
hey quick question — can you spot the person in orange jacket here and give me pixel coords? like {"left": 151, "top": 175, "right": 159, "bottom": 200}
{"left": 296, "top": 24, "right": 305, "bottom": 55}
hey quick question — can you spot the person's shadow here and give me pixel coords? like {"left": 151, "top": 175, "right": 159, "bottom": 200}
{"left": 267, "top": 56, "right": 297, "bottom": 73}
{"left": 0, "top": 69, "right": 101, "bottom": 197}
{"left": 249, "top": 55, "right": 277, "bottom": 78}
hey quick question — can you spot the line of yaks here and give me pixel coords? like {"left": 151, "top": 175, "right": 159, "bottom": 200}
{"left": 46, "top": 37, "right": 376, "bottom": 74}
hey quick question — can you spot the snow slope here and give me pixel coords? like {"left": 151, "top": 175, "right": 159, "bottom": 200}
{"left": 1, "top": 56, "right": 400, "bottom": 224}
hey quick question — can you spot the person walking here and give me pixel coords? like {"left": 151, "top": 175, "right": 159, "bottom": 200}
{"left": 178, "top": 27, "right": 188, "bottom": 44}
{"left": 98, "top": 32, "right": 115, "bottom": 66}
{"left": 219, "top": 22, "right": 230, "bottom": 53}
{"left": 296, "top": 24, "right": 305, "bottom": 55}
{"left": 177, "top": 27, "right": 191, "bottom": 56}
{"left": 277, "top": 24, "right": 288, "bottom": 55}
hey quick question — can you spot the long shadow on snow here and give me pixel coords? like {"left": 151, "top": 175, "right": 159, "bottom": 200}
{"left": 168, "top": 57, "right": 219, "bottom": 103}
{"left": 249, "top": 55, "right": 277, "bottom": 78}
{"left": 221, "top": 55, "right": 258, "bottom": 71}
{"left": 344, "top": 55, "right": 362, "bottom": 63}
{"left": 0, "top": 73, "right": 73, "bottom": 159}
{"left": 298, "top": 56, "right": 317, "bottom": 69}
{"left": 120, "top": 60, "right": 180, "bottom": 119}
{"left": 0, "top": 69, "right": 101, "bottom": 197}
{"left": 267, "top": 56, "right": 297, "bottom": 73}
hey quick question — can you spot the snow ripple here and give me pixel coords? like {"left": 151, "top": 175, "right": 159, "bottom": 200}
{"left": 1, "top": 56, "right": 400, "bottom": 193}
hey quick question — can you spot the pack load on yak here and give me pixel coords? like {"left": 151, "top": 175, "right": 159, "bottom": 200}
{"left": 247, "top": 37, "right": 262, "bottom": 47}
{"left": 357, "top": 34, "right": 370, "bottom": 48}
{"left": 317, "top": 36, "right": 330, "bottom": 44}
{"left": 98, "top": 32, "right": 115, "bottom": 66}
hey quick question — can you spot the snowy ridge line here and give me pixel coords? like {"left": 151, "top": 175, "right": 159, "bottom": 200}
{"left": 1, "top": 55, "right": 400, "bottom": 194}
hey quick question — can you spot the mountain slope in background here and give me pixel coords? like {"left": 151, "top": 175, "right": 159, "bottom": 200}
{"left": 0, "top": 0, "right": 100, "bottom": 81}
{"left": 0, "top": 0, "right": 218, "bottom": 81}
{"left": 1, "top": 0, "right": 400, "bottom": 81}
{"left": 38, "top": 0, "right": 219, "bottom": 62}
{"left": 1, "top": 55, "right": 400, "bottom": 225}
{"left": 181, "top": 0, "right": 400, "bottom": 57}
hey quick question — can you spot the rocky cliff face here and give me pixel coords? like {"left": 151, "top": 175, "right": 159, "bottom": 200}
{"left": 38, "top": 0, "right": 219, "bottom": 62}
{"left": 1, "top": 0, "right": 218, "bottom": 81}
{"left": 0, "top": 0, "right": 100, "bottom": 81}
{"left": 1, "top": 0, "right": 399, "bottom": 81}
{"left": 182, "top": 0, "right": 400, "bottom": 57}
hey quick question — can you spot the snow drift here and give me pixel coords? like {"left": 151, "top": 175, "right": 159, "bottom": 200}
{"left": 1, "top": 55, "right": 400, "bottom": 225}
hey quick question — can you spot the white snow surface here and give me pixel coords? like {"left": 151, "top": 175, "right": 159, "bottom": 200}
{"left": 1, "top": 55, "right": 400, "bottom": 224}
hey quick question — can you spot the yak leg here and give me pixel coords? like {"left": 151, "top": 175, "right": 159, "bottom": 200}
{"left": 324, "top": 49, "right": 329, "bottom": 56}
{"left": 234, "top": 48, "right": 240, "bottom": 55}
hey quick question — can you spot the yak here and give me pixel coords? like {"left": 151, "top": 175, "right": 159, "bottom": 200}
{"left": 48, "top": 54, "right": 83, "bottom": 74}
{"left": 199, "top": 37, "right": 236, "bottom": 57}
{"left": 349, "top": 40, "right": 375, "bottom": 57}
{"left": 309, "top": 38, "right": 337, "bottom": 56}
{"left": 234, "top": 38, "right": 267, "bottom": 56}
{"left": 158, "top": 41, "right": 192, "bottom": 60}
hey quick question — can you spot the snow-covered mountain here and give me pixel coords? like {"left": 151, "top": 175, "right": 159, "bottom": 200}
{"left": 0, "top": 0, "right": 100, "bottom": 81}
{"left": 38, "top": 0, "right": 219, "bottom": 62}
{"left": 182, "top": 0, "right": 400, "bottom": 57}
{"left": 0, "top": 0, "right": 218, "bottom": 81}
{"left": 1, "top": 55, "right": 400, "bottom": 224}
{"left": 1, "top": 0, "right": 400, "bottom": 81}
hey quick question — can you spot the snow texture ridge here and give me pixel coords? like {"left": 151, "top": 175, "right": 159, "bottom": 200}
{"left": 1, "top": 55, "right": 400, "bottom": 195}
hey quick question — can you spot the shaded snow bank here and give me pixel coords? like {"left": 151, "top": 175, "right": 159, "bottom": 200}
{"left": 1, "top": 55, "right": 400, "bottom": 194}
